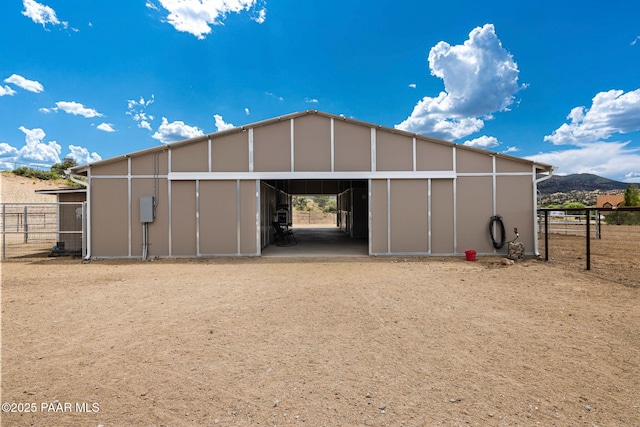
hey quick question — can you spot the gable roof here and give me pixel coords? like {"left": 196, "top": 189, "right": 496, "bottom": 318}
{"left": 596, "top": 194, "right": 625, "bottom": 208}
{"left": 71, "top": 110, "right": 554, "bottom": 173}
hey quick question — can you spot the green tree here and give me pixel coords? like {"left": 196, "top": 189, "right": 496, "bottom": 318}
{"left": 623, "top": 184, "right": 640, "bottom": 206}
{"left": 50, "top": 157, "right": 77, "bottom": 177}
{"left": 293, "top": 196, "right": 309, "bottom": 211}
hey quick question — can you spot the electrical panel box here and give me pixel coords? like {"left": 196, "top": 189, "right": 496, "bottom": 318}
{"left": 140, "top": 196, "right": 155, "bottom": 223}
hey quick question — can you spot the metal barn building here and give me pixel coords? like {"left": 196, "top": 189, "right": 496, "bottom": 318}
{"left": 71, "top": 111, "right": 553, "bottom": 258}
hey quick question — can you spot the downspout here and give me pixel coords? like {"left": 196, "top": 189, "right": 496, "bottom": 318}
{"left": 65, "top": 168, "right": 91, "bottom": 260}
{"left": 533, "top": 167, "right": 555, "bottom": 256}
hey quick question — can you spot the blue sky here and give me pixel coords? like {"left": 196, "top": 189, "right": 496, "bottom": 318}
{"left": 1, "top": 0, "right": 639, "bottom": 182}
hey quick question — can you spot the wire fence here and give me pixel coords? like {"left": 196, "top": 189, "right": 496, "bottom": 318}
{"left": 1, "top": 202, "right": 85, "bottom": 260}
{"left": 292, "top": 210, "right": 337, "bottom": 225}
{"left": 538, "top": 208, "right": 640, "bottom": 287}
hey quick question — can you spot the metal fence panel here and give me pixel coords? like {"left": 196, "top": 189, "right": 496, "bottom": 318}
{"left": 1, "top": 202, "right": 85, "bottom": 260}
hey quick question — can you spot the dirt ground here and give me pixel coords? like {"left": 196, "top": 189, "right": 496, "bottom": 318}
{"left": 1, "top": 255, "right": 638, "bottom": 426}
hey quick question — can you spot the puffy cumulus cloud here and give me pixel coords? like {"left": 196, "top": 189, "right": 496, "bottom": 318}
{"left": 0, "top": 85, "right": 16, "bottom": 96}
{"left": 96, "top": 123, "right": 116, "bottom": 132}
{"left": 152, "top": 117, "right": 204, "bottom": 144}
{"left": 244, "top": 108, "right": 250, "bottom": 115}
{"left": 396, "top": 24, "right": 524, "bottom": 141}
{"left": 4, "top": 74, "right": 44, "bottom": 93}
{"left": 17, "top": 126, "right": 62, "bottom": 165}
{"left": 528, "top": 142, "right": 640, "bottom": 183}
{"left": 67, "top": 145, "right": 102, "bottom": 165}
{"left": 149, "top": 0, "right": 267, "bottom": 39}
{"left": 55, "top": 101, "right": 103, "bottom": 118}
{"left": 534, "top": 88, "right": 640, "bottom": 182}
{"left": 213, "top": 114, "right": 234, "bottom": 131}
{"left": 463, "top": 135, "right": 500, "bottom": 149}
{"left": 0, "top": 143, "right": 20, "bottom": 158}
{"left": 0, "top": 128, "right": 101, "bottom": 169}
{"left": 544, "top": 89, "right": 640, "bottom": 146}
{"left": 22, "top": 0, "right": 68, "bottom": 29}
{"left": 127, "top": 95, "right": 155, "bottom": 130}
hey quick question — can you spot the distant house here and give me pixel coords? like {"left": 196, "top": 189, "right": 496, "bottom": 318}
{"left": 596, "top": 194, "right": 624, "bottom": 209}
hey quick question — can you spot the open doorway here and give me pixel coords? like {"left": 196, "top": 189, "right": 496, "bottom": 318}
{"left": 260, "top": 179, "right": 368, "bottom": 256}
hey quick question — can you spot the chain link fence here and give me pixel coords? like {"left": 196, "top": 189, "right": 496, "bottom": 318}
{"left": 1, "top": 202, "right": 85, "bottom": 260}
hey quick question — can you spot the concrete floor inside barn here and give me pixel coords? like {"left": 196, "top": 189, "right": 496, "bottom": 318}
{"left": 261, "top": 225, "right": 368, "bottom": 257}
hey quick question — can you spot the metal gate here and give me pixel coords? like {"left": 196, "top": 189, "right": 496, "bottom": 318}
{"left": 1, "top": 202, "right": 86, "bottom": 260}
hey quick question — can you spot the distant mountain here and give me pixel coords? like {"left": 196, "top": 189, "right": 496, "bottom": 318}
{"left": 538, "top": 173, "right": 628, "bottom": 194}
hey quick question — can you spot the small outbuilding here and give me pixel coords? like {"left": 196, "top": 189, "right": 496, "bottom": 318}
{"left": 70, "top": 110, "right": 553, "bottom": 258}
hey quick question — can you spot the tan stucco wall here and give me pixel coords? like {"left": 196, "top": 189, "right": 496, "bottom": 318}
{"left": 456, "top": 176, "right": 494, "bottom": 254}
{"left": 334, "top": 120, "right": 371, "bottom": 171}
{"left": 293, "top": 115, "right": 332, "bottom": 171}
{"left": 170, "top": 181, "right": 196, "bottom": 256}
{"left": 254, "top": 120, "right": 291, "bottom": 172}
{"left": 91, "top": 178, "right": 128, "bottom": 256}
{"left": 376, "top": 131, "right": 413, "bottom": 171}
{"left": 431, "top": 179, "right": 454, "bottom": 253}
{"left": 390, "top": 179, "right": 429, "bottom": 253}
{"left": 131, "top": 178, "right": 169, "bottom": 257}
{"left": 85, "top": 112, "right": 543, "bottom": 258}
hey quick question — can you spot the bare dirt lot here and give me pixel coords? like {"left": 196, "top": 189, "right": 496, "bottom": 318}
{"left": 1, "top": 255, "right": 639, "bottom": 426}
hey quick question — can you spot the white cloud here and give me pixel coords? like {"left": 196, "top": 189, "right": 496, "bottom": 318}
{"left": 151, "top": 0, "right": 267, "bottom": 39}
{"left": 305, "top": 98, "right": 319, "bottom": 104}
{"left": 213, "top": 114, "right": 234, "bottom": 131}
{"left": 127, "top": 95, "right": 155, "bottom": 130}
{"left": 96, "top": 123, "right": 116, "bottom": 132}
{"left": 39, "top": 107, "right": 53, "bottom": 113}
{"left": 152, "top": 117, "right": 204, "bottom": 144}
{"left": 244, "top": 108, "right": 250, "bottom": 115}
{"left": 543, "top": 89, "right": 640, "bottom": 146}
{"left": 22, "top": 0, "right": 68, "bottom": 29}
{"left": 17, "top": 126, "right": 62, "bottom": 165}
{"left": 533, "top": 88, "right": 640, "bottom": 182}
{"left": 67, "top": 145, "right": 102, "bottom": 165}
{"left": 0, "top": 85, "right": 17, "bottom": 96}
{"left": 265, "top": 91, "right": 284, "bottom": 101}
{"left": 463, "top": 135, "right": 500, "bottom": 149}
{"left": 528, "top": 141, "right": 640, "bottom": 182}
{"left": 408, "top": 83, "right": 417, "bottom": 89}
{"left": 0, "top": 143, "right": 20, "bottom": 158}
{"left": 4, "top": 74, "right": 44, "bottom": 93}
{"left": 631, "top": 36, "right": 640, "bottom": 46}
{"left": 252, "top": 7, "right": 266, "bottom": 24}
{"left": 55, "top": 101, "right": 103, "bottom": 118}
{"left": 0, "top": 128, "right": 101, "bottom": 169}
{"left": 396, "top": 24, "right": 524, "bottom": 141}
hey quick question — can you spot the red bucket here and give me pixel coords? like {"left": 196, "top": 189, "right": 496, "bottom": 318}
{"left": 465, "top": 250, "right": 477, "bottom": 261}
